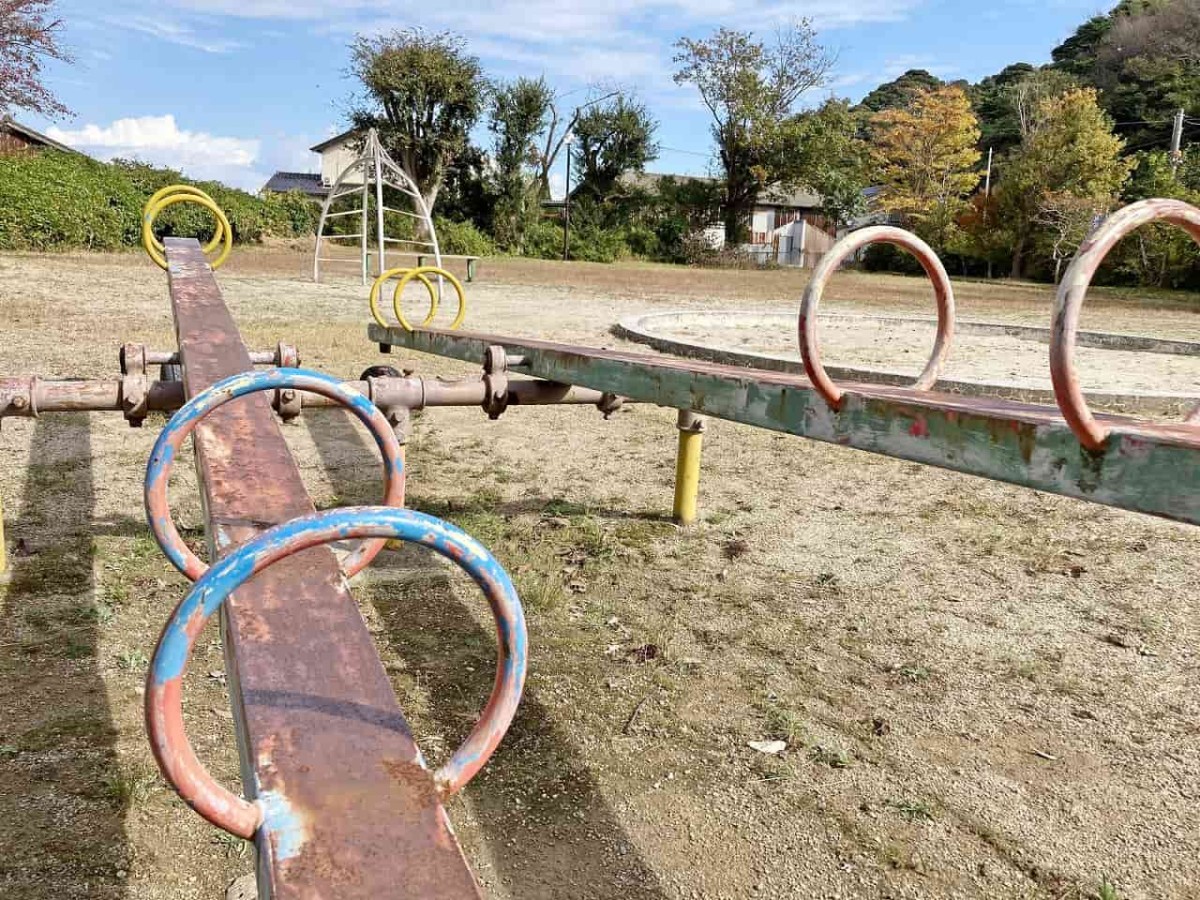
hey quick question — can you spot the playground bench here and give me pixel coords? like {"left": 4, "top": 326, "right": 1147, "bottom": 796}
{"left": 416, "top": 253, "right": 481, "bottom": 282}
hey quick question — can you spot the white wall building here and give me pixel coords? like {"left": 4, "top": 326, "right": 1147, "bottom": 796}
{"left": 311, "top": 129, "right": 365, "bottom": 188}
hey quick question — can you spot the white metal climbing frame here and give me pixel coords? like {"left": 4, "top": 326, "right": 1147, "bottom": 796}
{"left": 312, "top": 128, "right": 442, "bottom": 285}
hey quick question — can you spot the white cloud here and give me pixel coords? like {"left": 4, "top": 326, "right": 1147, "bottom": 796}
{"left": 91, "top": 0, "right": 927, "bottom": 91}
{"left": 159, "top": 0, "right": 922, "bottom": 32}
{"left": 104, "top": 13, "right": 247, "bottom": 53}
{"left": 46, "top": 115, "right": 267, "bottom": 189}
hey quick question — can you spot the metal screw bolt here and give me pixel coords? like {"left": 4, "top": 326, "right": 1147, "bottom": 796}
{"left": 11, "top": 395, "right": 28, "bottom": 409}
{"left": 280, "top": 390, "right": 296, "bottom": 403}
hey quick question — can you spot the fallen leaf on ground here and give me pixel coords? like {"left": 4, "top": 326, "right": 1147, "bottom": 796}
{"left": 748, "top": 740, "right": 787, "bottom": 755}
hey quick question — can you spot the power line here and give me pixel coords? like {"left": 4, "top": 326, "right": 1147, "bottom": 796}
{"left": 658, "top": 145, "right": 713, "bottom": 158}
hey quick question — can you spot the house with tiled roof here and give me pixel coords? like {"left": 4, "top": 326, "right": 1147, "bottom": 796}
{"left": 261, "top": 171, "right": 327, "bottom": 198}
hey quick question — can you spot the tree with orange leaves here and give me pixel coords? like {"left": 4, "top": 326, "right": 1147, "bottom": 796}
{"left": 869, "top": 85, "right": 981, "bottom": 252}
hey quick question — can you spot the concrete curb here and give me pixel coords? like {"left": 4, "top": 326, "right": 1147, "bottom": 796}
{"left": 613, "top": 310, "right": 1200, "bottom": 415}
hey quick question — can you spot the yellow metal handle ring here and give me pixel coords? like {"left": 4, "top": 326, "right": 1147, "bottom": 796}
{"left": 392, "top": 266, "right": 467, "bottom": 332}
{"left": 144, "top": 185, "right": 225, "bottom": 255}
{"left": 143, "top": 193, "right": 233, "bottom": 271}
{"left": 369, "top": 267, "right": 437, "bottom": 329}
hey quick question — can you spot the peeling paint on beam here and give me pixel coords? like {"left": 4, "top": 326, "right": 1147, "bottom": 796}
{"left": 370, "top": 323, "right": 1200, "bottom": 526}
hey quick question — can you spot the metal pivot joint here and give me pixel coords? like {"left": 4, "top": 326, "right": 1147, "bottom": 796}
{"left": 0, "top": 377, "right": 36, "bottom": 423}
{"left": 597, "top": 392, "right": 624, "bottom": 419}
{"left": 482, "top": 345, "right": 510, "bottom": 420}
{"left": 119, "top": 343, "right": 150, "bottom": 427}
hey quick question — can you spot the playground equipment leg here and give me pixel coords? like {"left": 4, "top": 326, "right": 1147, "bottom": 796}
{"left": 673, "top": 409, "right": 705, "bottom": 526}
{"left": 0, "top": 493, "right": 6, "bottom": 574}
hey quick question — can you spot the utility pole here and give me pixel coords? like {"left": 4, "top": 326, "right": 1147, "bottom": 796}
{"left": 1171, "top": 108, "right": 1185, "bottom": 173}
{"left": 562, "top": 131, "right": 574, "bottom": 262}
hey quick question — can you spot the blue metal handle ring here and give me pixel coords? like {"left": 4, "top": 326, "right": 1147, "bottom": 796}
{"left": 144, "top": 367, "right": 405, "bottom": 581}
{"left": 145, "top": 505, "right": 528, "bottom": 838}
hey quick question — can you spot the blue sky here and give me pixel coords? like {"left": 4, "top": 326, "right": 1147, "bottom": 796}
{"left": 29, "top": 0, "right": 1109, "bottom": 193}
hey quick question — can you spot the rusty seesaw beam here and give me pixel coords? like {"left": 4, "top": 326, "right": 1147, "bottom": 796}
{"left": 371, "top": 202, "right": 1200, "bottom": 528}
{"left": 149, "top": 239, "right": 511, "bottom": 898}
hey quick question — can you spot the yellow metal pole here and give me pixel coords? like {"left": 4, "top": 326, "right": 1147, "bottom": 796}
{"left": 672, "top": 409, "right": 705, "bottom": 526}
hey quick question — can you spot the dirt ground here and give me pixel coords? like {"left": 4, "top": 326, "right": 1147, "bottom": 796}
{"left": 1, "top": 246, "right": 1199, "bottom": 900}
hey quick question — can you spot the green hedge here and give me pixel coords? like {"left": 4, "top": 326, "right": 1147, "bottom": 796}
{"left": 0, "top": 151, "right": 319, "bottom": 252}
{"left": 521, "top": 218, "right": 634, "bottom": 263}
{"left": 433, "top": 217, "right": 495, "bottom": 257}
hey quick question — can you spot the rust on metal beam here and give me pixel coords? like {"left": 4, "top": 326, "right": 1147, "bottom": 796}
{"left": 369, "top": 323, "right": 1200, "bottom": 527}
{"left": 167, "top": 240, "right": 482, "bottom": 899}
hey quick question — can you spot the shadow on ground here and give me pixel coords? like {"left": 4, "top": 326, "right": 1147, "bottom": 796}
{"left": 304, "top": 409, "right": 668, "bottom": 899}
{"left": 0, "top": 414, "right": 129, "bottom": 899}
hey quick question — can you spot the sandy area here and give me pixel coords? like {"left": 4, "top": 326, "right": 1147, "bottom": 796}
{"left": 643, "top": 310, "right": 1200, "bottom": 395}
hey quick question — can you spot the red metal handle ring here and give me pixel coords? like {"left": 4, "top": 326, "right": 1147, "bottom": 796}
{"left": 145, "top": 368, "right": 404, "bottom": 580}
{"left": 798, "top": 226, "right": 956, "bottom": 411}
{"left": 1051, "top": 198, "right": 1200, "bottom": 451}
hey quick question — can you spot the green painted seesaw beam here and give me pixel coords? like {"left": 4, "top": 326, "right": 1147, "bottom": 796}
{"left": 369, "top": 323, "right": 1200, "bottom": 527}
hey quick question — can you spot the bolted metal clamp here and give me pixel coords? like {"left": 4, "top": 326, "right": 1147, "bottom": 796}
{"left": 274, "top": 341, "right": 300, "bottom": 369}
{"left": 119, "top": 342, "right": 148, "bottom": 376}
{"left": 596, "top": 392, "right": 624, "bottom": 419}
{"left": 481, "top": 345, "right": 510, "bottom": 420}
{"left": 273, "top": 342, "right": 303, "bottom": 422}
{"left": 121, "top": 374, "right": 149, "bottom": 427}
{"left": 0, "top": 377, "right": 37, "bottom": 426}
{"left": 119, "top": 344, "right": 149, "bottom": 427}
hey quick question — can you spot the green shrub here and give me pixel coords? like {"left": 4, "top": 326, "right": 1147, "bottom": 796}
{"left": 0, "top": 151, "right": 317, "bottom": 252}
{"left": 861, "top": 242, "right": 923, "bottom": 275}
{"left": 622, "top": 223, "right": 661, "bottom": 259}
{"left": 434, "top": 217, "right": 494, "bottom": 257}
{"left": 518, "top": 218, "right": 634, "bottom": 263}
{"left": 522, "top": 219, "right": 565, "bottom": 259}
{"left": 567, "top": 224, "right": 628, "bottom": 263}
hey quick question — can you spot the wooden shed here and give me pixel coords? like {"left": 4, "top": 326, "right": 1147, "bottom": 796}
{"left": 0, "top": 116, "right": 78, "bottom": 157}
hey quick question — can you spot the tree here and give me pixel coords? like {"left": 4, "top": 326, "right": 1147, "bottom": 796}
{"left": 436, "top": 143, "right": 494, "bottom": 232}
{"left": 349, "top": 29, "right": 486, "bottom": 214}
{"left": 1051, "top": 14, "right": 1114, "bottom": 76}
{"left": 1034, "top": 192, "right": 1103, "bottom": 282}
{"left": 1112, "top": 148, "right": 1200, "bottom": 286}
{"left": 870, "top": 85, "right": 981, "bottom": 252}
{"left": 571, "top": 94, "right": 658, "bottom": 205}
{"left": 673, "top": 23, "right": 834, "bottom": 242}
{"left": 1046, "top": 0, "right": 1200, "bottom": 150}
{"left": 0, "top": 0, "right": 71, "bottom": 118}
{"left": 786, "top": 98, "right": 869, "bottom": 227}
{"left": 972, "top": 63, "right": 1036, "bottom": 153}
{"left": 1092, "top": 0, "right": 1200, "bottom": 148}
{"left": 488, "top": 76, "right": 553, "bottom": 251}
{"left": 997, "top": 87, "right": 1133, "bottom": 277}
{"left": 860, "top": 69, "right": 943, "bottom": 113}
{"left": 1004, "top": 68, "right": 1080, "bottom": 140}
